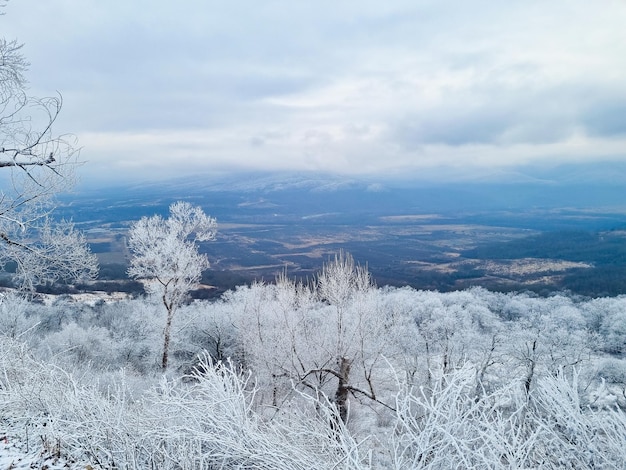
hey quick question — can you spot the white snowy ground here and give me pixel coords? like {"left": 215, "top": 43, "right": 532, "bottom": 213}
{"left": 0, "top": 434, "right": 87, "bottom": 470}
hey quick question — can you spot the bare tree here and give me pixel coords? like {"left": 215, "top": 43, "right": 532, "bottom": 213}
{"left": 314, "top": 251, "right": 379, "bottom": 422}
{"left": 128, "top": 201, "right": 217, "bottom": 369}
{"left": 0, "top": 7, "right": 98, "bottom": 290}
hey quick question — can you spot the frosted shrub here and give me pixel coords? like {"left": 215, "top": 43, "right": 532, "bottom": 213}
{"left": 390, "top": 365, "right": 534, "bottom": 469}
{"left": 0, "top": 292, "right": 39, "bottom": 339}
{"left": 533, "top": 370, "right": 626, "bottom": 468}
{"left": 44, "top": 322, "right": 115, "bottom": 367}
{"left": 389, "top": 365, "right": 626, "bottom": 469}
{"left": 170, "top": 300, "right": 239, "bottom": 368}
{"left": 595, "top": 357, "right": 626, "bottom": 384}
{"left": 599, "top": 309, "right": 626, "bottom": 355}
{"left": 0, "top": 340, "right": 367, "bottom": 469}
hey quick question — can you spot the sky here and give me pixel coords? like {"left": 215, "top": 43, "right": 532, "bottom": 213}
{"left": 3, "top": 0, "right": 626, "bottom": 185}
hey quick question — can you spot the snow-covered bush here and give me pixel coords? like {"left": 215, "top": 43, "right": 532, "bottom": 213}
{"left": 3, "top": 335, "right": 626, "bottom": 469}
{"left": 0, "top": 291, "right": 40, "bottom": 339}
{"left": 390, "top": 365, "right": 626, "bottom": 469}
{"left": 595, "top": 357, "right": 626, "bottom": 384}
{"left": 0, "top": 339, "right": 367, "bottom": 469}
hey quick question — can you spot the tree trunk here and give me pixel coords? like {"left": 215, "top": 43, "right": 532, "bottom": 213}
{"left": 524, "top": 340, "right": 537, "bottom": 395}
{"left": 334, "top": 356, "right": 352, "bottom": 423}
{"left": 162, "top": 304, "right": 175, "bottom": 370}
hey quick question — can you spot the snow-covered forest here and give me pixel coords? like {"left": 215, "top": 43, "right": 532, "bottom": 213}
{"left": 3, "top": 2, "right": 626, "bottom": 468}
{"left": 2, "top": 253, "right": 626, "bottom": 468}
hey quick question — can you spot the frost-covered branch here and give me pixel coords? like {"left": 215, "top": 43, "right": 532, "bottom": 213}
{"left": 0, "top": 15, "right": 97, "bottom": 290}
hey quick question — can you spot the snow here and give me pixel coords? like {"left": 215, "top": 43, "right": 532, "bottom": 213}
{"left": 1, "top": 421, "right": 92, "bottom": 470}
{"left": 0, "top": 437, "right": 84, "bottom": 469}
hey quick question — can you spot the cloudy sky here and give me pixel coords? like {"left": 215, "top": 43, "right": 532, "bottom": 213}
{"left": 3, "top": 0, "right": 626, "bottom": 184}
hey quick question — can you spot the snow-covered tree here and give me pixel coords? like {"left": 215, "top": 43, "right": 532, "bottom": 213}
{"left": 499, "top": 294, "right": 592, "bottom": 394}
{"left": 0, "top": 6, "right": 98, "bottom": 291}
{"left": 234, "top": 252, "right": 399, "bottom": 424}
{"left": 128, "top": 201, "right": 216, "bottom": 369}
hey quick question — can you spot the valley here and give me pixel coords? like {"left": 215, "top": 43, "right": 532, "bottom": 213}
{"left": 46, "top": 173, "right": 626, "bottom": 297}
{"left": 58, "top": 175, "right": 626, "bottom": 298}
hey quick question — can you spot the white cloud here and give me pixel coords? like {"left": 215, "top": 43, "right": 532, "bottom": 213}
{"left": 3, "top": 0, "right": 626, "bottom": 183}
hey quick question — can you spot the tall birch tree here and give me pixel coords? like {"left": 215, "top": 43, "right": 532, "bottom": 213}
{"left": 127, "top": 201, "right": 216, "bottom": 369}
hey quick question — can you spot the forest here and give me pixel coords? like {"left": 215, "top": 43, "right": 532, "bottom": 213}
{"left": 2, "top": 252, "right": 626, "bottom": 468}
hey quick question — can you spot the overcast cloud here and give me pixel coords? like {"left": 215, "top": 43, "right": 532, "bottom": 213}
{"left": 3, "top": 0, "right": 626, "bottom": 184}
